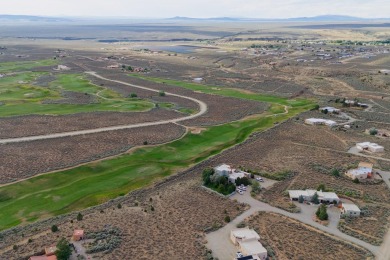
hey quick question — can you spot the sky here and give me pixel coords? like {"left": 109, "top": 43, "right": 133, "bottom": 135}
{"left": 1, "top": 0, "right": 389, "bottom": 18}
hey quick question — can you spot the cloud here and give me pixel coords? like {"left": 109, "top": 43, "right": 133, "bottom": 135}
{"left": 1, "top": 0, "right": 389, "bottom": 18}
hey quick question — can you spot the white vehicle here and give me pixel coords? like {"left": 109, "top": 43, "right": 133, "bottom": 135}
{"left": 236, "top": 252, "right": 244, "bottom": 258}
{"left": 238, "top": 190, "right": 244, "bottom": 195}
{"left": 240, "top": 186, "right": 247, "bottom": 191}
{"left": 256, "top": 177, "right": 264, "bottom": 182}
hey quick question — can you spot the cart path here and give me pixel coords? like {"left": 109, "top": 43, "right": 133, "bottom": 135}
{"left": 0, "top": 71, "right": 208, "bottom": 145}
{"left": 206, "top": 188, "right": 379, "bottom": 260}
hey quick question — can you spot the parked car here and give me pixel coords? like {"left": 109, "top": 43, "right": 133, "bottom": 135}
{"left": 256, "top": 177, "right": 264, "bottom": 182}
{"left": 238, "top": 190, "right": 244, "bottom": 195}
{"left": 236, "top": 252, "right": 244, "bottom": 257}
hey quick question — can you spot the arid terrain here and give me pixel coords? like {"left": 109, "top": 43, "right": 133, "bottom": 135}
{"left": 0, "top": 19, "right": 390, "bottom": 260}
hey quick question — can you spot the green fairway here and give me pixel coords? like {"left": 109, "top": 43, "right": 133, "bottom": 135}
{"left": 129, "top": 74, "right": 313, "bottom": 107}
{"left": 0, "top": 103, "right": 313, "bottom": 231}
{"left": 0, "top": 72, "right": 154, "bottom": 116}
{"left": 0, "top": 59, "right": 58, "bottom": 73}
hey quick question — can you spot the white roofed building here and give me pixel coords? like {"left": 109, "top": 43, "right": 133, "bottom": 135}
{"left": 345, "top": 162, "right": 374, "bottom": 180}
{"left": 231, "top": 228, "right": 267, "bottom": 260}
{"left": 214, "top": 164, "right": 232, "bottom": 176}
{"left": 305, "top": 118, "right": 337, "bottom": 127}
{"left": 341, "top": 203, "right": 361, "bottom": 217}
{"left": 356, "top": 142, "right": 384, "bottom": 153}
{"left": 288, "top": 189, "right": 340, "bottom": 204}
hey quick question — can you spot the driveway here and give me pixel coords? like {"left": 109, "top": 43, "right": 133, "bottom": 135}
{"left": 206, "top": 188, "right": 379, "bottom": 260}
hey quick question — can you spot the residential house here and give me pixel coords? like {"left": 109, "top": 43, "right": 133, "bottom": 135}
{"left": 288, "top": 189, "right": 340, "bottom": 204}
{"left": 305, "top": 118, "right": 337, "bottom": 127}
{"left": 72, "top": 229, "right": 84, "bottom": 241}
{"left": 228, "top": 170, "right": 250, "bottom": 184}
{"left": 320, "top": 106, "right": 340, "bottom": 114}
{"left": 341, "top": 203, "right": 361, "bottom": 217}
{"left": 214, "top": 164, "right": 233, "bottom": 176}
{"left": 231, "top": 228, "right": 267, "bottom": 260}
{"left": 345, "top": 162, "right": 374, "bottom": 180}
{"left": 356, "top": 142, "right": 384, "bottom": 153}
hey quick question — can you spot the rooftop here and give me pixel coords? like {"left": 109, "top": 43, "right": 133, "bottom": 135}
{"left": 240, "top": 239, "right": 268, "bottom": 256}
{"left": 232, "top": 228, "right": 260, "bottom": 241}
{"left": 342, "top": 203, "right": 361, "bottom": 212}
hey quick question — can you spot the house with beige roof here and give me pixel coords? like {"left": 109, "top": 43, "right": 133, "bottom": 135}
{"left": 231, "top": 228, "right": 267, "bottom": 260}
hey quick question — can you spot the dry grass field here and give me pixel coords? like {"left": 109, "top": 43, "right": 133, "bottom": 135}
{"left": 245, "top": 212, "right": 374, "bottom": 260}
{"left": 338, "top": 204, "right": 390, "bottom": 245}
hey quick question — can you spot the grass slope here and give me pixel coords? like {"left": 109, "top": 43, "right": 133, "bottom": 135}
{"left": 129, "top": 74, "right": 313, "bottom": 107}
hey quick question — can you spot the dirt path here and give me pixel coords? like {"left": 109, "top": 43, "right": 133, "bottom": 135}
{"left": 206, "top": 188, "right": 379, "bottom": 259}
{"left": 0, "top": 71, "right": 208, "bottom": 145}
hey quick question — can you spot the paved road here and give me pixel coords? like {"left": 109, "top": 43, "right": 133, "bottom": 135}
{"left": 206, "top": 188, "right": 379, "bottom": 260}
{"left": 0, "top": 71, "right": 208, "bottom": 144}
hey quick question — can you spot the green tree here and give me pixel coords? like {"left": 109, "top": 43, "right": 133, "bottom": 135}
{"left": 311, "top": 192, "right": 319, "bottom": 204}
{"left": 77, "top": 212, "right": 83, "bottom": 221}
{"left": 56, "top": 237, "right": 71, "bottom": 260}
{"left": 251, "top": 181, "right": 261, "bottom": 194}
{"left": 159, "top": 91, "right": 166, "bottom": 97}
{"left": 127, "top": 66, "right": 133, "bottom": 71}
{"left": 129, "top": 93, "right": 137, "bottom": 98}
{"left": 298, "top": 195, "right": 304, "bottom": 203}
{"left": 353, "top": 178, "right": 360, "bottom": 184}
{"left": 224, "top": 215, "right": 231, "bottom": 223}
{"left": 51, "top": 225, "right": 59, "bottom": 232}
{"left": 316, "top": 204, "right": 328, "bottom": 220}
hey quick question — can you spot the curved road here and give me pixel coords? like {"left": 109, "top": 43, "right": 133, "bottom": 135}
{"left": 0, "top": 71, "right": 208, "bottom": 144}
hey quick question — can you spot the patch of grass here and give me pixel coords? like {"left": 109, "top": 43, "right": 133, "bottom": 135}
{"left": 0, "top": 59, "right": 58, "bottom": 73}
{"left": 128, "top": 74, "right": 314, "bottom": 107}
{"left": 0, "top": 105, "right": 307, "bottom": 231}
{"left": 177, "top": 107, "right": 197, "bottom": 115}
{"left": 0, "top": 72, "right": 154, "bottom": 116}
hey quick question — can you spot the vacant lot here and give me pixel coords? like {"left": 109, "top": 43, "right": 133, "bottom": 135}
{"left": 339, "top": 204, "right": 390, "bottom": 245}
{"left": 0, "top": 109, "right": 182, "bottom": 138}
{"left": 245, "top": 212, "right": 374, "bottom": 260}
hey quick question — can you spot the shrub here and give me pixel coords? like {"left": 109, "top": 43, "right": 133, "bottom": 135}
{"left": 298, "top": 195, "right": 304, "bottom": 203}
{"left": 317, "top": 183, "right": 326, "bottom": 191}
{"left": 369, "top": 128, "right": 378, "bottom": 136}
{"left": 51, "top": 225, "right": 59, "bottom": 232}
{"left": 77, "top": 213, "right": 83, "bottom": 221}
{"left": 143, "top": 141, "right": 148, "bottom": 145}
{"left": 117, "top": 203, "right": 122, "bottom": 209}
{"left": 224, "top": 216, "right": 231, "bottom": 223}
{"left": 129, "top": 93, "right": 137, "bottom": 98}
{"left": 159, "top": 91, "right": 166, "bottom": 96}
{"left": 353, "top": 178, "right": 360, "bottom": 184}
{"left": 332, "top": 169, "right": 340, "bottom": 177}
{"left": 13, "top": 245, "right": 17, "bottom": 250}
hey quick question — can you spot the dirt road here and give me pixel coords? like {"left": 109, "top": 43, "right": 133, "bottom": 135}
{"left": 0, "top": 71, "right": 208, "bottom": 144}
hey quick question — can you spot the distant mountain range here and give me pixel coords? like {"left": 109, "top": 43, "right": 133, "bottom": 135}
{"left": 168, "top": 15, "right": 389, "bottom": 22}
{"left": 0, "top": 14, "right": 388, "bottom": 23}
{"left": 0, "top": 14, "right": 71, "bottom": 22}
